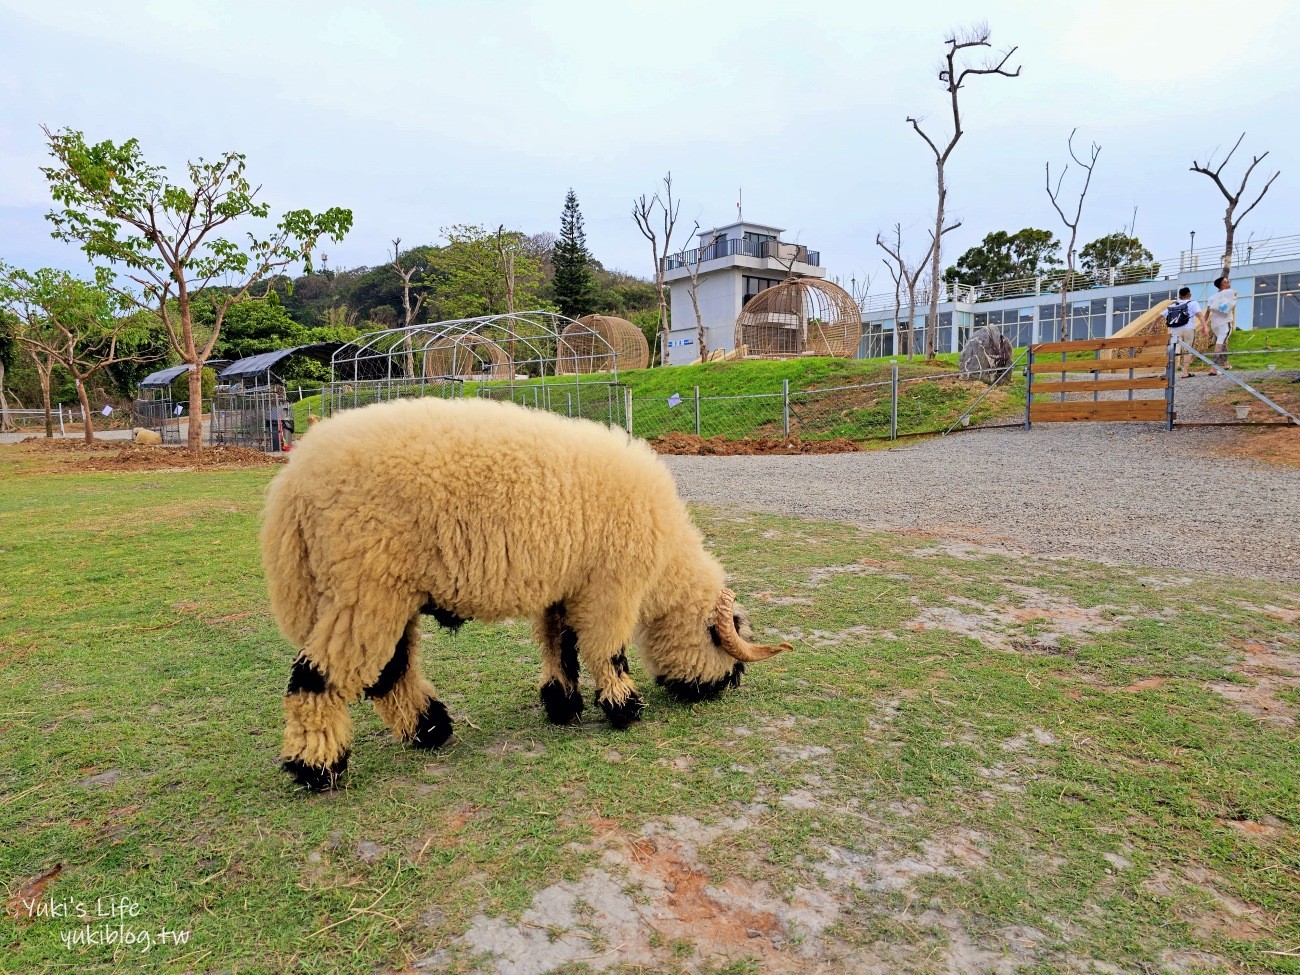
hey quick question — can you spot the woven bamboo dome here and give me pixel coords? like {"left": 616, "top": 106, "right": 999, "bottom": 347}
{"left": 734, "top": 279, "right": 861, "bottom": 358}
{"left": 421, "top": 333, "right": 513, "bottom": 380}
{"left": 556, "top": 315, "right": 650, "bottom": 374}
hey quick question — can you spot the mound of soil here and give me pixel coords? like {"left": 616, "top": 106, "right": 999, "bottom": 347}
{"left": 76, "top": 444, "right": 284, "bottom": 471}
{"left": 18, "top": 436, "right": 123, "bottom": 452}
{"left": 10, "top": 439, "right": 284, "bottom": 471}
{"left": 651, "top": 433, "right": 862, "bottom": 456}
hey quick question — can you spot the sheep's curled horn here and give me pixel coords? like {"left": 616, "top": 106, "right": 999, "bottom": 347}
{"left": 714, "top": 588, "right": 793, "bottom": 662}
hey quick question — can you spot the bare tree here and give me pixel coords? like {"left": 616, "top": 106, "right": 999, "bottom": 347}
{"left": 676, "top": 220, "right": 710, "bottom": 362}
{"left": 391, "top": 237, "right": 427, "bottom": 377}
{"left": 877, "top": 224, "right": 953, "bottom": 360}
{"left": 907, "top": 23, "right": 1020, "bottom": 358}
{"left": 1046, "top": 129, "right": 1102, "bottom": 341}
{"left": 1191, "top": 133, "right": 1281, "bottom": 276}
{"left": 632, "top": 173, "right": 681, "bottom": 365}
{"left": 877, "top": 225, "right": 906, "bottom": 357}
{"left": 390, "top": 237, "right": 428, "bottom": 328}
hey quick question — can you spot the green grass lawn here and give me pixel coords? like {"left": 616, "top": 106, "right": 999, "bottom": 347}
{"left": 2, "top": 455, "right": 1297, "bottom": 974}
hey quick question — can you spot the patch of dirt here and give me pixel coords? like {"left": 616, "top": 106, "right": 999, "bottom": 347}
{"left": 814, "top": 829, "right": 989, "bottom": 893}
{"left": 1206, "top": 638, "right": 1300, "bottom": 727}
{"left": 650, "top": 432, "right": 863, "bottom": 455}
{"left": 1201, "top": 378, "right": 1300, "bottom": 467}
{"left": 905, "top": 588, "right": 1121, "bottom": 652}
{"left": 11, "top": 439, "right": 282, "bottom": 472}
{"left": 1182, "top": 865, "right": 1274, "bottom": 942}
{"left": 7, "top": 865, "right": 63, "bottom": 922}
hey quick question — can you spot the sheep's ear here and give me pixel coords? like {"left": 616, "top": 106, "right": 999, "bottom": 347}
{"left": 708, "top": 624, "right": 722, "bottom": 648}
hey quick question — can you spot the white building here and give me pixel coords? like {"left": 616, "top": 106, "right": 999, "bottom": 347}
{"left": 858, "top": 236, "right": 1300, "bottom": 358}
{"left": 661, "top": 221, "right": 826, "bottom": 365}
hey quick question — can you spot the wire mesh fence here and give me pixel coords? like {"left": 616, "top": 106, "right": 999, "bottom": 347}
{"left": 628, "top": 366, "right": 1026, "bottom": 445}
{"left": 210, "top": 389, "right": 295, "bottom": 452}
{"left": 321, "top": 378, "right": 463, "bottom": 416}
{"left": 477, "top": 381, "right": 630, "bottom": 432}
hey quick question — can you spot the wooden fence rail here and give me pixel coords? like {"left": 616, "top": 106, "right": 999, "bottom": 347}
{"left": 1026, "top": 334, "right": 1173, "bottom": 429}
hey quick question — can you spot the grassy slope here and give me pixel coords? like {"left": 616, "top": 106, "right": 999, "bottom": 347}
{"left": 1, "top": 456, "right": 1297, "bottom": 973}
{"left": 294, "top": 352, "right": 1023, "bottom": 442}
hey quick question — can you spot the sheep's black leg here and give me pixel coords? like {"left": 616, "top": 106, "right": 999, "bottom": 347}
{"left": 565, "top": 597, "right": 643, "bottom": 729}
{"left": 369, "top": 618, "right": 452, "bottom": 751}
{"left": 534, "top": 602, "right": 584, "bottom": 725}
{"left": 281, "top": 654, "right": 352, "bottom": 792}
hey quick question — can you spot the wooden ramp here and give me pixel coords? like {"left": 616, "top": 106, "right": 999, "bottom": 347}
{"left": 1026, "top": 334, "right": 1172, "bottom": 427}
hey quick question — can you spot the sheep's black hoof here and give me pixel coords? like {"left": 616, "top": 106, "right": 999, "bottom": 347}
{"left": 540, "top": 679, "right": 584, "bottom": 725}
{"left": 283, "top": 751, "right": 349, "bottom": 792}
{"left": 656, "top": 663, "right": 744, "bottom": 703}
{"left": 408, "top": 699, "right": 453, "bottom": 750}
{"left": 596, "top": 688, "right": 644, "bottom": 729}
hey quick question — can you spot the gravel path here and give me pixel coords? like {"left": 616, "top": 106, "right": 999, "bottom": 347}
{"left": 669, "top": 373, "right": 1300, "bottom": 584}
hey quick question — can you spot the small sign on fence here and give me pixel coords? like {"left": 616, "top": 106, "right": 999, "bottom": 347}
{"left": 100, "top": 405, "right": 114, "bottom": 417}
{"left": 667, "top": 393, "right": 682, "bottom": 408}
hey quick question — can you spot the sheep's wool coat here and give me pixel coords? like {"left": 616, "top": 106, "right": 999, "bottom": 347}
{"left": 262, "top": 397, "right": 726, "bottom": 691}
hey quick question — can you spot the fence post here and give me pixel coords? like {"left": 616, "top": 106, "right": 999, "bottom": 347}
{"left": 1024, "top": 347, "right": 1034, "bottom": 430}
{"left": 890, "top": 361, "right": 899, "bottom": 440}
{"left": 1166, "top": 342, "right": 1177, "bottom": 431}
{"left": 782, "top": 379, "right": 790, "bottom": 436}
{"left": 58, "top": 404, "right": 65, "bottom": 436}
{"left": 567, "top": 391, "right": 573, "bottom": 417}
{"left": 693, "top": 386, "right": 701, "bottom": 437}
{"left": 624, "top": 386, "right": 633, "bottom": 438}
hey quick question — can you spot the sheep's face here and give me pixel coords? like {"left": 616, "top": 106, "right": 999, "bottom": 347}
{"left": 637, "top": 589, "right": 791, "bottom": 704}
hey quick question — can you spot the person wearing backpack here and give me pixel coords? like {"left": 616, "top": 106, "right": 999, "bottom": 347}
{"left": 1205, "top": 276, "right": 1237, "bottom": 374}
{"left": 1165, "top": 287, "right": 1202, "bottom": 378}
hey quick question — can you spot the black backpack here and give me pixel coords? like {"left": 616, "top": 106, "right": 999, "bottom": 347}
{"left": 1164, "top": 301, "right": 1191, "bottom": 328}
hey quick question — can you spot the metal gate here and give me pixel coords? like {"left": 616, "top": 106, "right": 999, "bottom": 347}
{"left": 209, "top": 387, "right": 294, "bottom": 452}
{"left": 131, "top": 397, "right": 184, "bottom": 444}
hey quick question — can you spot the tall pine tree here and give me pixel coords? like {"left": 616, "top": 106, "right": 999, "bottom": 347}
{"left": 553, "top": 188, "right": 596, "bottom": 318}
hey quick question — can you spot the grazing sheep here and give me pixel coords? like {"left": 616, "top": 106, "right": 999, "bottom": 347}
{"left": 132, "top": 427, "right": 162, "bottom": 446}
{"left": 306, "top": 413, "right": 320, "bottom": 427}
{"left": 261, "top": 397, "right": 790, "bottom": 791}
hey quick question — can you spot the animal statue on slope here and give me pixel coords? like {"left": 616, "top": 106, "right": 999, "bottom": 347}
{"left": 260, "top": 397, "right": 791, "bottom": 791}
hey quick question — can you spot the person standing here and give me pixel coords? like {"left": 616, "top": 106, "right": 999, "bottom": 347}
{"left": 1205, "top": 275, "right": 1237, "bottom": 375}
{"left": 1164, "top": 286, "right": 1202, "bottom": 379}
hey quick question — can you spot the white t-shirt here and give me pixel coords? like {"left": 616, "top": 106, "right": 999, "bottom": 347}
{"left": 1207, "top": 288, "right": 1236, "bottom": 326}
{"left": 1168, "top": 299, "right": 1200, "bottom": 327}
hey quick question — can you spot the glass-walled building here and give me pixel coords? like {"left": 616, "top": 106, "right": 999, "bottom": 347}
{"left": 858, "top": 249, "right": 1300, "bottom": 357}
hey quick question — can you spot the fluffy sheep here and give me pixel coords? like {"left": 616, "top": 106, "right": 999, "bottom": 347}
{"left": 132, "top": 427, "right": 162, "bottom": 446}
{"left": 261, "top": 396, "right": 790, "bottom": 791}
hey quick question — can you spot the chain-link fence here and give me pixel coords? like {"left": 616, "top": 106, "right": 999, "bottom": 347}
{"left": 477, "top": 381, "right": 630, "bottom": 432}
{"left": 321, "top": 378, "right": 463, "bottom": 417}
{"left": 628, "top": 362, "right": 1026, "bottom": 445}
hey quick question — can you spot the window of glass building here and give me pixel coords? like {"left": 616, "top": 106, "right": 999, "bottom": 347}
{"left": 1254, "top": 275, "right": 1278, "bottom": 328}
{"left": 741, "top": 275, "right": 782, "bottom": 306}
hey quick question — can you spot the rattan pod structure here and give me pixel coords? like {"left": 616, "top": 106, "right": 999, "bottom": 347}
{"left": 734, "top": 279, "right": 861, "bottom": 358}
{"left": 556, "top": 315, "right": 650, "bottom": 374}
{"left": 422, "top": 333, "right": 513, "bottom": 380}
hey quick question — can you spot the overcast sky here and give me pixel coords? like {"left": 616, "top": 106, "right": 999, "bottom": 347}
{"left": 2, "top": 0, "right": 1297, "bottom": 297}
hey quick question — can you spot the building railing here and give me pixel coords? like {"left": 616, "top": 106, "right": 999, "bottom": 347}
{"left": 857, "top": 232, "right": 1300, "bottom": 318}
{"left": 664, "top": 237, "right": 820, "bottom": 271}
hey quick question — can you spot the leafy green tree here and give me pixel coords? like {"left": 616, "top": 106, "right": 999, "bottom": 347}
{"left": 0, "top": 265, "right": 156, "bottom": 442}
{"left": 553, "top": 189, "right": 597, "bottom": 318}
{"left": 944, "top": 228, "right": 1062, "bottom": 292}
{"left": 1079, "top": 232, "right": 1159, "bottom": 281}
{"left": 430, "top": 225, "right": 547, "bottom": 319}
{"left": 42, "top": 128, "right": 352, "bottom": 448}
